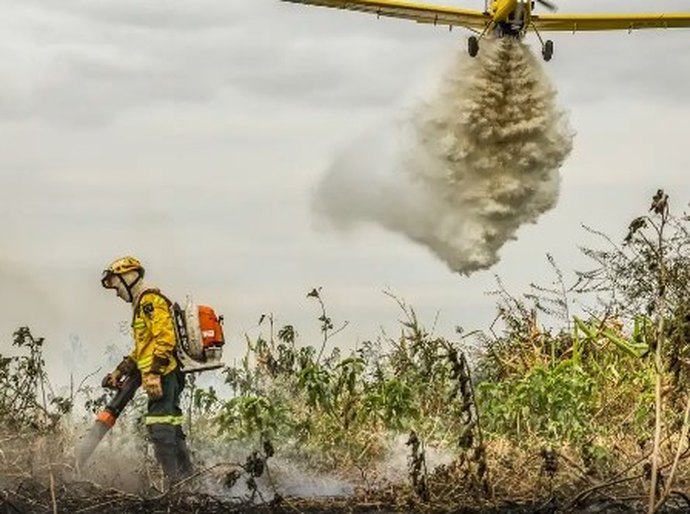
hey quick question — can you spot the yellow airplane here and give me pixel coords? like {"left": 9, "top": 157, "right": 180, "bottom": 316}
{"left": 281, "top": 0, "right": 690, "bottom": 61}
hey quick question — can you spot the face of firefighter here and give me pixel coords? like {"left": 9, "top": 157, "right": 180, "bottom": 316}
{"left": 113, "top": 277, "right": 131, "bottom": 302}
{"left": 107, "top": 270, "right": 141, "bottom": 303}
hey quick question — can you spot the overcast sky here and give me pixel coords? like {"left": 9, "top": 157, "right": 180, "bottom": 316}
{"left": 0, "top": 0, "right": 688, "bottom": 378}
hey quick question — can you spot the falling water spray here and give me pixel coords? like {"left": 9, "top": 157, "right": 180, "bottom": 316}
{"left": 314, "top": 39, "right": 574, "bottom": 274}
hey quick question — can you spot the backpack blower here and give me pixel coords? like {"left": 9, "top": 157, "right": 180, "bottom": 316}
{"left": 76, "top": 296, "right": 225, "bottom": 468}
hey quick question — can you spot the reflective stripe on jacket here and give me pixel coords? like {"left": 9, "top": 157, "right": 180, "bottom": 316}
{"left": 129, "top": 289, "right": 178, "bottom": 375}
{"left": 145, "top": 414, "right": 185, "bottom": 426}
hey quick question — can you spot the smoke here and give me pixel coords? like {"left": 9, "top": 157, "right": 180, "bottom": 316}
{"left": 0, "top": 256, "right": 62, "bottom": 345}
{"left": 314, "top": 39, "right": 574, "bottom": 274}
{"left": 375, "top": 434, "right": 455, "bottom": 484}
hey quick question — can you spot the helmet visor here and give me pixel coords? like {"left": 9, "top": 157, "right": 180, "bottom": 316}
{"left": 101, "top": 270, "right": 116, "bottom": 289}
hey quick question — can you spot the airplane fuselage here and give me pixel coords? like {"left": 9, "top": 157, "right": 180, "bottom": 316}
{"left": 468, "top": 0, "right": 553, "bottom": 60}
{"left": 490, "top": 0, "right": 532, "bottom": 37}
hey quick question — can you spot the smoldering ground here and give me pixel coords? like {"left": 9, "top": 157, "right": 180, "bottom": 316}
{"left": 314, "top": 38, "right": 574, "bottom": 275}
{"left": 0, "top": 424, "right": 362, "bottom": 513}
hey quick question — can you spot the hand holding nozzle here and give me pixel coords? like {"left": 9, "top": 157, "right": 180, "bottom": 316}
{"left": 101, "top": 356, "right": 137, "bottom": 390}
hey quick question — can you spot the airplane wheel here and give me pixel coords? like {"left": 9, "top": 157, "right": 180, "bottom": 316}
{"left": 542, "top": 39, "right": 553, "bottom": 61}
{"left": 468, "top": 36, "right": 479, "bottom": 58}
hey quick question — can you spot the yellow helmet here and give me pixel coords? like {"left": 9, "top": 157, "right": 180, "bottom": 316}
{"left": 101, "top": 256, "right": 145, "bottom": 289}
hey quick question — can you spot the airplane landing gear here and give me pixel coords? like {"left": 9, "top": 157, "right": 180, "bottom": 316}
{"left": 541, "top": 39, "right": 553, "bottom": 61}
{"left": 531, "top": 22, "right": 554, "bottom": 63}
{"left": 468, "top": 36, "right": 479, "bottom": 57}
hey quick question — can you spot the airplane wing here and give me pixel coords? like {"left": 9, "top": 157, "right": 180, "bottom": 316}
{"left": 532, "top": 13, "right": 690, "bottom": 32}
{"left": 281, "top": 0, "right": 490, "bottom": 31}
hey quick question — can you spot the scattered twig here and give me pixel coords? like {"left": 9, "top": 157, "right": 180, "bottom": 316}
{"left": 72, "top": 487, "right": 142, "bottom": 514}
{"left": 564, "top": 434, "right": 689, "bottom": 510}
{"left": 73, "top": 497, "right": 131, "bottom": 514}
{"left": 557, "top": 452, "right": 597, "bottom": 486}
{"left": 670, "top": 489, "right": 690, "bottom": 509}
{"left": 152, "top": 461, "right": 241, "bottom": 501}
{"left": 6, "top": 487, "right": 49, "bottom": 513}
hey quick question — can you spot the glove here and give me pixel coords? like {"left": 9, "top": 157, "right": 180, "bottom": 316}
{"left": 101, "top": 372, "right": 120, "bottom": 390}
{"left": 149, "top": 355, "right": 170, "bottom": 375}
{"left": 101, "top": 356, "right": 137, "bottom": 390}
{"left": 143, "top": 373, "right": 163, "bottom": 400}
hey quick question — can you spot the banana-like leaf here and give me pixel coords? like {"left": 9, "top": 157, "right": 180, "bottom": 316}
{"left": 573, "top": 317, "right": 648, "bottom": 358}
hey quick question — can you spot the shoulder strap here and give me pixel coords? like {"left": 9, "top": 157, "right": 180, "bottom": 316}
{"left": 132, "top": 288, "right": 173, "bottom": 321}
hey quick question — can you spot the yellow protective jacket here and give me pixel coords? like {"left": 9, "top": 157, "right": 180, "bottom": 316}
{"left": 129, "top": 289, "right": 178, "bottom": 376}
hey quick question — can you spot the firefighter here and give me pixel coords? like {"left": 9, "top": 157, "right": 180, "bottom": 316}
{"left": 100, "top": 256, "right": 193, "bottom": 484}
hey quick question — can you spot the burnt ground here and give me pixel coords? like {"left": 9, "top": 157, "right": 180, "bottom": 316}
{"left": 2, "top": 481, "right": 690, "bottom": 514}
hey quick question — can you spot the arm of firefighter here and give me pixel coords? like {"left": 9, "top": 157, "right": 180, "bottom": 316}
{"left": 140, "top": 293, "right": 177, "bottom": 373}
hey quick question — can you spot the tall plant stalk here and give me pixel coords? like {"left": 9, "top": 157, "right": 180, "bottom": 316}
{"left": 647, "top": 192, "right": 669, "bottom": 514}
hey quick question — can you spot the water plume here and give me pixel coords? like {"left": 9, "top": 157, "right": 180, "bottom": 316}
{"left": 314, "top": 39, "right": 574, "bottom": 274}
